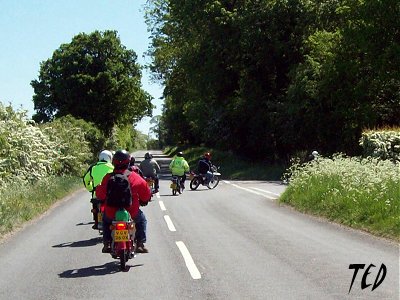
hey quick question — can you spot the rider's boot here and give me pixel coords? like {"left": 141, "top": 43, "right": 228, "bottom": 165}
{"left": 102, "top": 241, "right": 111, "bottom": 253}
{"left": 136, "top": 242, "right": 149, "bottom": 253}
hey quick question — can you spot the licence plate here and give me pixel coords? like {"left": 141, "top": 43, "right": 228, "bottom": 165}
{"left": 98, "top": 213, "right": 103, "bottom": 223}
{"left": 114, "top": 230, "right": 129, "bottom": 242}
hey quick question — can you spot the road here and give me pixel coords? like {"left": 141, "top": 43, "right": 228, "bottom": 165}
{"left": 0, "top": 150, "right": 398, "bottom": 299}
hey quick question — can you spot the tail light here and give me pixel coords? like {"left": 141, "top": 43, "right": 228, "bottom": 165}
{"left": 116, "top": 222, "right": 126, "bottom": 230}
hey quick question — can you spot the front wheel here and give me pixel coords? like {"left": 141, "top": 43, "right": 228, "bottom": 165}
{"left": 190, "top": 177, "right": 200, "bottom": 190}
{"left": 207, "top": 175, "right": 220, "bottom": 189}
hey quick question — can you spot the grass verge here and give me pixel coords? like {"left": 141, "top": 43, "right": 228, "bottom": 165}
{"left": 280, "top": 155, "right": 400, "bottom": 241}
{"left": 0, "top": 176, "right": 82, "bottom": 236}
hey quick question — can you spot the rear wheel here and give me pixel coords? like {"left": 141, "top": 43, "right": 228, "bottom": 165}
{"left": 207, "top": 175, "right": 220, "bottom": 189}
{"left": 172, "top": 188, "right": 177, "bottom": 196}
{"left": 177, "top": 180, "right": 182, "bottom": 194}
{"left": 120, "top": 251, "right": 127, "bottom": 271}
{"left": 190, "top": 177, "right": 200, "bottom": 190}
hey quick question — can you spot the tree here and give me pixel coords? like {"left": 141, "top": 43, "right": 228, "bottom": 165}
{"left": 31, "top": 30, "right": 154, "bottom": 134}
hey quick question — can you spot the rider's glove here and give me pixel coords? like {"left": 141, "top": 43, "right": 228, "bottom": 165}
{"left": 139, "top": 200, "right": 148, "bottom": 207}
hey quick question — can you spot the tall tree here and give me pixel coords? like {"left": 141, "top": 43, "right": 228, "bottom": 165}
{"left": 31, "top": 30, "right": 153, "bottom": 134}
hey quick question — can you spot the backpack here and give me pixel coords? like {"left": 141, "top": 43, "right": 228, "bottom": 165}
{"left": 106, "top": 170, "right": 132, "bottom": 207}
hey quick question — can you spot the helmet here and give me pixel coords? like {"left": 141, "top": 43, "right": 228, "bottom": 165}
{"left": 311, "top": 151, "right": 319, "bottom": 157}
{"left": 144, "top": 152, "right": 152, "bottom": 159}
{"left": 177, "top": 151, "right": 183, "bottom": 157}
{"left": 204, "top": 152, "right": 211, "bottom": 160}
{"left": 112, "top": 150, "right": 131, "bottom": 169}
{"left": 98, "top": 150, "right": 112, "bottom": 163}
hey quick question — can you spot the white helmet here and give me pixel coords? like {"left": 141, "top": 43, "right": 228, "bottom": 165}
{"left": 311, "top": 150, "right": 319, "bottom": 157}
{"left": 98, "top": 150, "right": 113, "bottom": 162}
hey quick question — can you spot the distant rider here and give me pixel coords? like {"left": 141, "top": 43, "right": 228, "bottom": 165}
{"left": 140, "top": 152, "right": 161, "bottom": 193}
{"left": 96, "top": 150, "right": 152, "bottom": 253}
{"left": 197, "top": 152, "right": 213, "bottom": 184}
{"left": 129, "top": 156, "right": 144, "bottom": 177}
{"left": 82, "top": 150, "right": 114, "bottom": 229}
{"left": 169, "top": 151, "right": 190, "bottom": 189}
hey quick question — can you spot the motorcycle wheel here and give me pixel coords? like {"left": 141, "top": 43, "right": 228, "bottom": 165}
{"left": 177, "top": 184, "right": 182, "bottom": 194}
{"left": 207, "top": 175, "right": 220, "bottom": 189}
{"left": 120, "top": 251, "right": 127, "bottom": 271}
{"left": 190, "top": 177, "right": 200, "bottom": 190}
{"left": 172, "top": 189, "right": 177, "bottom": 196}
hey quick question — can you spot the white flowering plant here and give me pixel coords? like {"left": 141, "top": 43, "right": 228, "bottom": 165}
{"left": 280, "top": 154, "right": 399, "bottom": 240}
{"left": 0, "top": 104, "right": 90, "bottom": 190}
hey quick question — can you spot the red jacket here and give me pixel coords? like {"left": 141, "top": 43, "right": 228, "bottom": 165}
{"left": 96, "top": 169, "right": 151, "bottom": 220}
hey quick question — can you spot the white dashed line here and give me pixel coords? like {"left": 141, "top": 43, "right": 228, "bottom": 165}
{"left": 176, "top": 241, "right": 201, "bottom": 279}
{"left": 159, "top": 200, "right": 166, "bottom": 211}
{"left": 164, "top": 215, "right": 176, "bottom": 231}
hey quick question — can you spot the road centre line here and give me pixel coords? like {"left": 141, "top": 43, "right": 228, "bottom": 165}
{"left": 164, "top": 215, "right": 176, "bottom": 231}
{"left": 224, "top": 181, "right": 276, "bottom": 200}
{"left": 159, "top": 200, "right": 166, "bottom": 211}
{"left": 176, "top": 241, "right": 201, "bottom": 279}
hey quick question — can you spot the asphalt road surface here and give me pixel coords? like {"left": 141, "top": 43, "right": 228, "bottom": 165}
{"left": 0, "top": 150, "right": 398, "bottom": 299}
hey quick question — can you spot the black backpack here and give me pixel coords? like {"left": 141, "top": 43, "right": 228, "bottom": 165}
{"left": 106, "top": 170, "right": 132, "bottom": 207}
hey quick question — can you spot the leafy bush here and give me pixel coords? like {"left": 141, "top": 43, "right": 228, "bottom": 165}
{"left": 0, "top": 104, "right": 58, "bottom": 186}
{"left": 0, "top": 104, "right": 92, "bottom": 189}
{"left": 40, "top": 115, "right": 92, "bottom": 175}
{"left": 360, "top": 128, "right": 400, "bottom": 162}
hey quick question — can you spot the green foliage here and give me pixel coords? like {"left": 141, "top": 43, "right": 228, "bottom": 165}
{"left": 167, "top": 146, "right": 285, "bottom": 181}
{"left": 31, "top": 30, "right": 154, "bottom": 134}
{"left": 360, "top": 128, "right": 400, "bottom": 162}
{"left": 0, "top": 176, "right": 81, "bottom": 236}
{"left": 146, "top": 0, "right": 400, "bottom": 160}
{"left": 107, "top": 124, "right": 147, "bottom": 151}
{"left": 280, "top": 154, "right": 400, "bottom": 240}
{"left": 40, "top": 116, "right": 92, "bottom": 175}
{"left": 0, "top": 103, "right": 92, "bottom": 188}
{"left": 0, "top": 103, "right": 59, "bottom": 185}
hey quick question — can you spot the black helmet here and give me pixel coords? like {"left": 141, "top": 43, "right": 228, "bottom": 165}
{"left": 177, "top": 151, "right": 183, "bottom": 157}
{"left": 112, "top": 150, "right": 130, "bottom": 169}
{"left": 144, "top": 152, "right": 152, "bottom": 159}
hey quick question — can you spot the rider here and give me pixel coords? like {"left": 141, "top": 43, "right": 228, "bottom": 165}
{"left": 139, "top": 152, "right": 161, "bottom": 193}
{"left": 197, "top": 152, "right": 213, "bottom": 184}
{"left": 82, "top": 150, "right": 114, "bottom": 229}
{"left": 169, "top": 151, "right": 190, "bottom": 189}
{"left": 306, "top": 150, "right": 320, "bottom": 162}
{"left": 96, "top": 150, "right": 152, "bottom": 254}
{"left": 129, "top": 156, "right": 144, "bottom": 177}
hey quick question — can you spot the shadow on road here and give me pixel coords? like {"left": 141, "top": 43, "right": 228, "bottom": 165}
{"left": 58, "top": 262, "right": 144, "bottom": 277}
{"left": 52, "top": 236, "right": 102, "bottom": 248}
{"left": 76, "top": 221, "right": 95, "bottom": 226}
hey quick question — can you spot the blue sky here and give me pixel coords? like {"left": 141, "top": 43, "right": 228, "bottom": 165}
{"left": 0, "top": 0, "right": 163, "bottom": 135}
